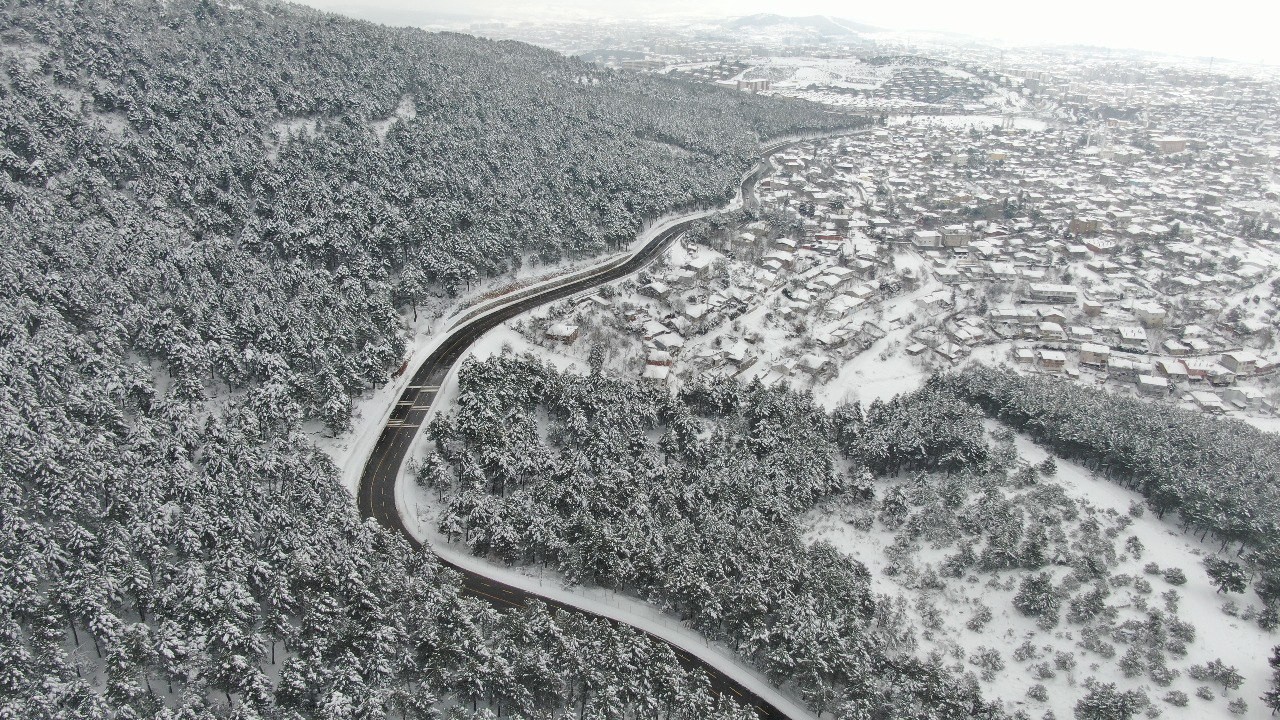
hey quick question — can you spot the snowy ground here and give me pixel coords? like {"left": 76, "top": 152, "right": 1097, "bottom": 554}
{"left": 805, "top": 429, "right": 1275, "bottom": 719}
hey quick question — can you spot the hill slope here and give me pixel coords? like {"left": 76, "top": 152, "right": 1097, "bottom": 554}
{"left": 0, "top": 0, "right": 867, "bottom": 717}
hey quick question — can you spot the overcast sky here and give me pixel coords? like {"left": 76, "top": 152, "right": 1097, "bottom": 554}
{"left": 295, "top": 0, "right": 1280, "bottom": 65}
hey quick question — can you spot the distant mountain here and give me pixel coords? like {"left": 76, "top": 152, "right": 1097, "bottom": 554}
{"left": 722, "top": 13, "right": 881, "bottom": 38}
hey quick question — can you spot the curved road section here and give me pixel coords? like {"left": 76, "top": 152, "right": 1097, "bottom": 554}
{"left": 359, "top": 133, "right": 853, "bottom": 720}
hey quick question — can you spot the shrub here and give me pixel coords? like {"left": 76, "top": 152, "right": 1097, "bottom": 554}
{"left": 1132, "top": 578, "right": 1152, "bottom": 594}
{"left": 1260, "top": 603, "right": 1280, "bottom": 631}
{"left": 1124, "top": 535, "right": 1144, "bottom": 558}
{"left": 1149, "top": 665, "right": 1178, "bottom": 687}
{"left": 1228, "top": 698, "right": 1247, "bottom": 715}
{"left": 1027, "top": 683, "right": 1048, "bottom": 702}
{"left": 1162, "top": 567, "right": 1187, "bottom": 585}
{"left": 1074, "top": 680, "right": 1147, "bottom": 720}
{"left": 1014, "top": 572, "right": 1061, "bottom": 627}
{"left": 1081, "top": 631, "right": 1116, "bottom": 659}
{"left": 1162, "top": 690, "right": 1188, "bottom": 707}
{"left": 1014, "top": 640, "right": 1039, "bottom": 662}
{"left": 1032, "top": 661, "right": 1056, "bottom": 680}
{"left": 1038, "top": 456, "right": 1057, "bottom": 476}
{"left": 1068, "top": 585, "right": 1109, "bottom": 624}
{"left": 970, "top": 646, "right": 1005, "bottom": 682}
{"left": 966, "top": 602, "right": 993, "bottom": 632}
{"left": 1195, "top": 686, "right": 1214, "bottom": 701}
{"left": 1119, "top": 646, "right": 1146, "bottom": 678}
{"left": 1054, "top": 650, "right": 1077, "bottom": 672}
{"left": 1143, "top": 562, "right": 1161, "bottom": 575}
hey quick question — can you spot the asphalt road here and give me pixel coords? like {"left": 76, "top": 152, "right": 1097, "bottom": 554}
{"left": 358, "top": 131, "right": 860, "bottom": 719}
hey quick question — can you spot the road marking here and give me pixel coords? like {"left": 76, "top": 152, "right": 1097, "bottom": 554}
{"left": 471, "top": 588, "right": 518, "bottom": 607}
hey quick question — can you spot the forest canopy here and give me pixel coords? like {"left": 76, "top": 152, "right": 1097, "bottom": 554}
{"left": 0, "top": 0, "right": 866, "bottom": 717}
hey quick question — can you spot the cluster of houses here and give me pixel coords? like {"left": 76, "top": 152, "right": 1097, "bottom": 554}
{"left": 743, "top": 122, "right": 1279, "bottom": 415}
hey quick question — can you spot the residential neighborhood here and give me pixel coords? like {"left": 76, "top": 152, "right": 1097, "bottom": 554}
{"left": 520, "top": 103, "right": 1280, "bottom": 424}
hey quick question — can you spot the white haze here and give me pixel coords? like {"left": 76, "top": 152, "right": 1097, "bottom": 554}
{"left": 295, "top": 0, "right": 1280, "bottom": 66}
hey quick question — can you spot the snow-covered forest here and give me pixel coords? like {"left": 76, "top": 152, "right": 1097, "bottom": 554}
{"left": 426, "top": 355, "right": 1280, "bottom": 718}
{"left": 424, "top": 356, "right": 1004, "bottom": 718}
{"left": 0, "top": 0, "right": 869, "bottom": 717}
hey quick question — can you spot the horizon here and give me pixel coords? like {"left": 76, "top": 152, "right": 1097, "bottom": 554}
{"left": 293, "top": 0, "right": 1280, "bottom": 66}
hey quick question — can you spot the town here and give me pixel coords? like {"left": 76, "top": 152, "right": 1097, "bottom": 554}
{"left": 515, "top": 99, "right": 1280, "bottom": 425}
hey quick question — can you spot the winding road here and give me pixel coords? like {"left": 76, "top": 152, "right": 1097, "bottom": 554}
{"left": 357, "top": 131, "right": 861, "bottom": 719}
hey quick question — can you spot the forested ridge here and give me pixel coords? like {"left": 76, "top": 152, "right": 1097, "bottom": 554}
{"left": 0, "top": 0, "right": 867, "bottom": 717}
{"left": 1, "top": 0, "right": 864, "bottom": 430}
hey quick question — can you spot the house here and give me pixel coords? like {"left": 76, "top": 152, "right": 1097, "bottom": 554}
{"left": 798, "top": 354, "right": 832, "bottom": 376}
{"left": 1133, "top": 302, "right": 1166, "bottom": 327}
{"left": 911, "top": 230, "right": 943, "bottom": 248}
{"left": 684, "top": 257, "right": 713, "bottom": 277}
{"left": 1039, "top": 322, "right": 1065, "bottom": 340}
{"left": 1137, "top": 374, "right": 1170, "bottom": 396}
{"left": 1068, "top": 326, "right": 1096, "bottom": 342}
{"left": 1038, "top": 307, "right": 1067, "bottom": 325}
{"left": 1085, "top": 238, "right": 1118, "bottom": 254}
{"left": 1117, "top": 326, "right": 1148, "bottom": 351}
{"left": 1028, "top": 283, "right": 1080, "bottom": 303}
{"left": 1180, "top": 358, "right": 1215, "bottom": 382}
{"left": 1080, "top": 343, "right": 1110, "bottom": 367}
{"left": 1013, "top": 346, "right": 1035, "bottom": 364}
{"left": 646, "top": 350, "right": 672, "bottom": 367}
{"left": 1207, "top": 365, "right": 1236, "bottom": 387}
{"left": 941, "top": 225, "right": 972, "bottom": 247}
{"left": 1190, "top": 390, "right": 1225, "bottom": 414}
{"left": 1038, "top": 349, "right": 1067, "bottom": 370}
{"left": 916, "top": 289, "right": 952, "bottom": 312}
{"left": 652, "top": 332, "right": 685, "bottom": 352}
{"left": 1155, "top": 359, "right": 1189, "bottom": 383}
{"left": 682, "top": 303, "right": 711, "bottom": 330}
{"left": 1108, "top": 357, "right": 1146, "bottom": 382}
{"left": 545, "top": 323, "right": 580, "bottom": 344}
{"left": 639, "top": 281, "right": 671, "bottom": 299}
{"left": 1155, "top": 136, "right": 1188, "bottom": 154}
{"left": 1069, "top": 217, "right": 1102, "bottom": 235}
{"left": 641, "top": 320, "right": 670, "bottom": 339}
{"left": 1224, "top": 386, "right": 1264, "bottom": 410}
{"left": 1220, "top": 351, "right": 1258, "bottom": 376}
{"left": 641, "top": 364, "right": 670, "bottom": 385}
